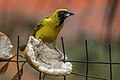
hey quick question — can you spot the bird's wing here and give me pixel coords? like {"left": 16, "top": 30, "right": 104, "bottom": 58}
{"left": 32, "top": 18, "right": 47, "bottom": 37}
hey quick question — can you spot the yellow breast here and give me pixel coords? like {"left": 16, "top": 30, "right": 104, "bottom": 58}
{"left": 35, "top": 24, "right": 63, "bottom": 43}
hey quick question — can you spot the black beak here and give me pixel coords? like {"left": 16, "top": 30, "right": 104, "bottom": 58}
{"left": 65, "top": 11, "right": 74, "bottom": 17}
{"left": 68, "top": 11, "right": 74, "bottom": 16}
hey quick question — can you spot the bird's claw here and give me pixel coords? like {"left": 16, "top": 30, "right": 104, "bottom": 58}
{"left": 55, "top": 48, "right": 65, "bottom": 61}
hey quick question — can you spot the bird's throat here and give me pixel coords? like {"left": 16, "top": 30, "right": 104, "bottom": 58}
{"left": 58, "top": 19, "right": 65, "bottom": 27}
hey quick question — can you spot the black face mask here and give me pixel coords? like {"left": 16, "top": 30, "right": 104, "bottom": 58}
{"left": 57, "top": 11, "right": 74, "bottom": 27}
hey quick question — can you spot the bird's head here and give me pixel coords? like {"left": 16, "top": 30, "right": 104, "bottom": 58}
{"left": 52, "top": 9, "right": 74, "bottom": 21}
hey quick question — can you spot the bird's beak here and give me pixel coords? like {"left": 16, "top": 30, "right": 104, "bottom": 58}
{"left": 65, "top": 11, "right": 74, "bottom": 17}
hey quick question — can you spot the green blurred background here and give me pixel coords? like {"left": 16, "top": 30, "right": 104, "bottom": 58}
{"left": 0, "top": 0, "right": 120, "bottom": 80}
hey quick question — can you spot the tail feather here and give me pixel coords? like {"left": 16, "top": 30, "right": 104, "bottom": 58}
{"left": 19, "top": 45, "right": 26, "bottom": 51}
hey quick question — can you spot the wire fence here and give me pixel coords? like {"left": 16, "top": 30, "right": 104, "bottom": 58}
{"left": 0, "top": 36, "right": 120, "bottom": 80}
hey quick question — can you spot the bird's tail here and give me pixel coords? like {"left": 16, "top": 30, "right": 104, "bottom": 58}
{"left": 19, "top": 44, "right": 26, "bottom": 51}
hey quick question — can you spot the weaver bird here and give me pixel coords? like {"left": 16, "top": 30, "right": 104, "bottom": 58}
{"left": 20, "top": 9, "right": 74, "bottom": 52}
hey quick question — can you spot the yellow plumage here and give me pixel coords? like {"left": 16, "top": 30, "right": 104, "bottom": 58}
{"left": 35, "top": 17, "right": 63, "bottom": 43}
{"left": 20, "top": 9, "right": 74, "bottom": 52}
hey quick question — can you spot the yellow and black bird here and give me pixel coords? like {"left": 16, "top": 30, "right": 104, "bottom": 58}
{"left": 20, "top": 9, "right": 74, "bottom": 52}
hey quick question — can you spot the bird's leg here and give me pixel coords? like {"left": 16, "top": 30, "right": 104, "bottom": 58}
{"left": 53, "top": 41, "right": 64, "bottom": 60}
{"left": 53, "top": 41, "right": 61, "bottom": 53}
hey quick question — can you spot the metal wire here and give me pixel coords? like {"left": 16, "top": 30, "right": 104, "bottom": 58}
{"left": 61, "top": 37, "right": 66, "bottom": 80}
{"left": 0, "top": 36, "right": 120, "bottom": 80}
{"left": 39, "top": 72, "right": 42, "bottom": 80}
{"left": 108, "top": 44, "right": 112, "bottom": 80}
{"left": 65, "top": 60, "right": 120, "bottom": 64}
{"left": 71, "top": 72, "right": 107, "bottom": 80}
{"left": 85, "top": 40, "right": 89, "bottom": 80}
{"left": 61, "top": 37, "right": 66, "bottom": 62}
{"left": 17, "top": 35, "right": 20, "bottom": 80}
{"left": 42, "top": 74, "right": 46, "bottom": 80}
